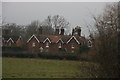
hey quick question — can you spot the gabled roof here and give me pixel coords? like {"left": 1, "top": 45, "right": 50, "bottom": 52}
{"left": 37, "top": 35, "right": 47, "bottom": 42}
{"left": 67, "top": 36, "right": 80, "bottom": 44}
{"left": 56, "top": 38, "right": 64, "bottom": 43}
{"left": 61, "top": 36, "right": 71, "bottom": 43}
{"left": 7, "top": 38, "right": 14, "bottom": 43}
{"left": 43, "top": 38, "right": 51, "bottom": 43}
{"left": 38, "top": 34, "right": 60, "bottom": 43}
{"left": 27, "top": 34, "right": 39, "bottom": 43}
{"left": 27, "top": 34, "right": 87, "bottom": 44}
{"left": 3, "top": 35, "right": 20, "bottom": 43}
{"left": 16, "top": 36, "right": 22, "bottom": 43}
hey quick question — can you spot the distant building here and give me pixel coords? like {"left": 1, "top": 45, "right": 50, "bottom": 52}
{"left": 26, "top": 26, "right": 88, "bottom": 53}
{"left": 2, "top": 27, "right": 23, "bottom": 47}
{"left": 2, "top": 25, "right": 91, "bottom": 53}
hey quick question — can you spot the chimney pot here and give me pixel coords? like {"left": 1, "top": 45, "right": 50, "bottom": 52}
{"left": 38, "top": 26, "right": 42, "bottom": 35}
{"left": 60, "top": 27, "right": 64, "bottom": 35}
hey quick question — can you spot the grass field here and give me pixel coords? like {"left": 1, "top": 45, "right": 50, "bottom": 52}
{"left": 2, "top": 57, "right": 100, "bottom": 78}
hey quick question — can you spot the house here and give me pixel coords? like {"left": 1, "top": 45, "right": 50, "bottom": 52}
{"left": 2, "top": 27, "right": 23, "bottom": 47}
{"left": 26, "top": 26, "right": 88, "bottom": 53}
{"left": 2, "top": 25, "right": 91, "bottom": 53}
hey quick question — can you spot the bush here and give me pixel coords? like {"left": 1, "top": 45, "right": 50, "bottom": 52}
{"left": 2, "top": 52, "right": 82, "bottom": 60}
{"left": 2, "top": 46, "right": 26, "bottom": 52}
{"left": 79, "top": 45, "right": 90, "bottom": 53}
{"left": 2, "top": 52, "right": 37, "bottom": 58}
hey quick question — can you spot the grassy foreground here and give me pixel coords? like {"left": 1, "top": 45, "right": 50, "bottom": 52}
{"left": 3, "top": 57, "right": 100, "bottom": 78}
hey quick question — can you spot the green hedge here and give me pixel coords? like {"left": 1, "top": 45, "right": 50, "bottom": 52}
{"left": 2, "top": 52, "right": 85, "bottom": 60}
{"left": 37, "top": 52, "right": 80, "bottom": 60}
{"left": 79, "top": 45, "right": 90, "bottom": 53}
{"left": 2, "top": 52, "right": 37, "bottom": 58}
{"left": 2, "top": 46, "right": 26, "bottom": 52}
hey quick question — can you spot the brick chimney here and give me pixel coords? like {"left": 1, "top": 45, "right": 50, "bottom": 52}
{"left": 72, "top": 28, "right": 75, "bottom": 35}
{"left": 60, "top": 27, "right": 64, "bottom": 35}
{"left": 38, "top": 26, "right": 42, "bottom": 35}
{"left": 77, "top": 26, "right": 81, "bottom": 36}
{"left": 72, "top": 26, "right": 81, "bottom": 36}
{"left": 55, "top": 26, "right": 60, "bottom": 35}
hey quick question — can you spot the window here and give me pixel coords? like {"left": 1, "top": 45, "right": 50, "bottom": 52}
{"left": 71, "top": 44, "right": 75, "bottom": 49}
{"left": 32, "top": 42, "right": 35, "bottom": 47}
{"left": 46, "top": 42, "right": 49, "bottom": 48}
{"left": 40, "top": 47, "right": 43, "bottom": 52}
{"left": 71, "top": 44, "right": 75, "bottom": 53}
{"left": 58, "top": 43, "right": 62, "bottom": 48}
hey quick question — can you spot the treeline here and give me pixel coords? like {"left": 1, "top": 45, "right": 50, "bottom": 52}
{"left": 2, "top": 15, "right": 70, "bottom": 44}
{"left": 86, "top": 3, "right": 120, "bottom": 78}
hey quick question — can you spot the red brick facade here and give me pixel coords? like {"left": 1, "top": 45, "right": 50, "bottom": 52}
{"left": 26, "top": 35, "right": 39, "bottom": 53}
{"left": 2, "top": 26, "right": 90, "bottom": 53}
{"left": 3, "top": 36, "right": 23, "bottom": 47}
{"left": 16, "top": 36, "right": 23, "bottom": 47}
{"left": 26, "top": 34, "right": 87, "bottom": 53}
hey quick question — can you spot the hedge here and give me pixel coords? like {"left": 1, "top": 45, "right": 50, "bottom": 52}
{"left": 79, "top": 45, "right": 90, "bottom": 53}
{"left": 2, "top": 46, "right": 26, "bottom": 52}
{"left": 2, "top": 52, "right": 83, "bottom": 60}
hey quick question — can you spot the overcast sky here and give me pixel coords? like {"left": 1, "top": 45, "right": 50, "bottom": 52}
{"left": 2, "top": 2, "right": 112, "bottom": 37}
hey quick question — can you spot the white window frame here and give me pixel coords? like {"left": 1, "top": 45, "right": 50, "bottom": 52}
{"left": 46, "top": 42, "right": 49, "bottom": 48}
{"left": 32, "top": 42, "right": 35, "bottom": 47}
{"left": 40, "top": 47, "right": 43, "bottom": 52}
{"left": 71, "top": 43, "right": 75, "bottom": 49}
{"left": 58, "top": 43, "right": 62, "bottom": 48}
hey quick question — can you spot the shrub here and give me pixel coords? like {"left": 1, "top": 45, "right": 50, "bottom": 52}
{"left": 79, "top": 45, "right": 90, "bottom": 53}
{"left": 2, "top": 46, "right": 26, "bottom": 52}
{"left": 2, "top": 52, "right": 82, "bottom": 60}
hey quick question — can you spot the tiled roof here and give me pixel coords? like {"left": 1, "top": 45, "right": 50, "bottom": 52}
{"left": 38, "top": 34, "right": 60, "bottom": 43}
{"left": 37, "top": 35, "right": 47, "bottom": 42}
{"left": 61, "top": 36, "right": 71, "bottom": 43}
{"left": 27, "top": 34, "right": 86, "bottom": 44}
{"left": 36, "top": 34, "right": 86, "bottom": 44}
{"left": 2, "top": 35, "right": 19, "bottom": 42}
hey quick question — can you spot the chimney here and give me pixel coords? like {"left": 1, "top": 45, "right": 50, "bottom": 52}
{"left": 72, "top": 28, "right": 75, "bottom": 35}
{"left": 55, "top": 26, "right": 59, "bottom": 35}
{"left": 60, "top": 27, "right": 64, "bottom": 35}
{"left": 77, "top": 26, "right": 81, "bottom": 36}
{"left": 38, "top": 26, "right": 42, "bottom": 35}
{"left": 73, "top": 26, "right": 81, "bottom": 36}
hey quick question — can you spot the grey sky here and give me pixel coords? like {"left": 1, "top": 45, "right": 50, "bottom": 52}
{"left": 2, "top": 2, "right": 111, "bottom": 37}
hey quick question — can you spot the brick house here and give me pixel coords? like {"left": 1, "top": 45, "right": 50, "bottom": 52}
{"left": 26, "top": 26, "right": 88, "bottom": 53}
{"left": 2, "top": 28, "right": 23, "bottom": 47}
{"left": 2, "top": 35, "right": 23, "bottom": 47}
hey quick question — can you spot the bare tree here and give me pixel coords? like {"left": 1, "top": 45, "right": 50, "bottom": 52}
{"left": 91, "top": 3, "right": 119, "bottom": 77}
{"left": 43, "top": 15, "right": 70, "bottom": 34}
{"left": 2, "top": 23, "right": 24, "bottom": 36}
{"left": 24, "top": 20, "right": 39, "bottom": 43}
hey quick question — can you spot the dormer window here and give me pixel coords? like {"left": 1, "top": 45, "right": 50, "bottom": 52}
{"left": 46, "top": 42, "right": 49, "bottom": 48}
{"left": 58, "top": 43, "right": 62, "bottom": 48}
{"left": 32, "top": 42, "right": 35, "bottom": 47}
